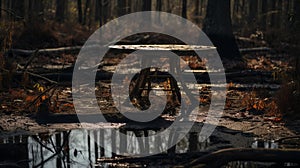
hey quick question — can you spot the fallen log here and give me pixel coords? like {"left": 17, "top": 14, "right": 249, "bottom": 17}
{"left": 23, "top": 69, "right": 273, "bottom": 83}
{"left": 187, "top": 148, "right": 300, "bottom": 168}
{"left": 9, "top": 46, "right": 83, "bottom": 57}
{"left": 8, "top": 44, "right": 273, "bottom": 58}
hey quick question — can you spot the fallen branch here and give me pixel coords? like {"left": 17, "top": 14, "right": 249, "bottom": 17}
{"left": 10, "top": 46, "right": 83, "bottom": 57}
{"left": 186, "top": 148, "right": 300, "bottom": 167}
{"left": 239, "top": 47, "right": 272, "bottom": 53}
{"left": 27, "top": 84, "right": 57, "bottom": 109}
{"left": 26, "top": 71, "right": 58, "bottom": 84}
{"left": 275, "top": 136, "right": 300, "bottom": 143}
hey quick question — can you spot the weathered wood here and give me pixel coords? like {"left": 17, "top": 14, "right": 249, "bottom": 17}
{"left": 187, "top": 148, "right": 300, "bottom": 167}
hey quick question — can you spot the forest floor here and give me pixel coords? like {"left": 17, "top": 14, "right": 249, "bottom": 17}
{"left": 0, "top": 31, "right": 299, "bottom": 145}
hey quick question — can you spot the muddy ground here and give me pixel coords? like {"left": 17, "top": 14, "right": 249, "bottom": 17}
{"left": 0, "top": 47, "right": 299, "bottom": 143}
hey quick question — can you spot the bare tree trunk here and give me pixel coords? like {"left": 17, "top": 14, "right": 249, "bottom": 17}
{"left": 248, "top": 0, "right": 258, "bottom": 24}
{"left": 55, "top": 0, "right": 66, "bottom": 22}
{"left": 83, "top": 0, "right": 91, "bottom": 25}
{"left": 11, "top": 0, "right": 25, "bottom": 19}
{"left": 156, "top": 0, "right": 162, "bottom": 11}
{"left": 0, "top": 0, "right": 2, "bottom": 19}
{"left": 203, "top": 0, "right": 241, "bottom": 59}
{"left": 88, "top": 0, "right": 95, "bottom": 28}
{"left": 276, "top": 0, "right": 282, "bottom": 28}
{"left": 25, "top": 0, "right": 44, "bottom": 23}
{"left": 269, "top": 0, "right": 277, "bottom": 28}
{"left": 142, "top": 0, "right": 151, "bottom": 11}
{"left": 127, "top": 0, "right": 131, "bottom": 13}
{"left": 195, "top": 0, "right": 200, "bottom": 16}
{"left": 118, "top": 0, "right": 126, "bottom": 16}
{"left": 142, "top": 0, "right": 151, "bottom": 21}
{"left": 182, "top": 0, "right": 187, "bottom": 19}
{"left": 77, "top": 0, "right": 83, "bottom": 24}
{"left": 294, "top": 0, "right": 300, "bottom": 23}
{"left": 102, "top": 0, "right": 109, "bottom": 25}
{"left": 260, "top": 0, "right": 267, "bottom": 30}
{"left": 95, "top": 0, "right": 100, "bottom": 21}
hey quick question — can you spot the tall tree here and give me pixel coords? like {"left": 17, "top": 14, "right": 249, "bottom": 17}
{"left": 56, "top": 0, "right": 67, "bottom": 22}
{"left": 26, "top": 0, "right": 44, "bottom": 23}
{"left": 95, "top": 0, "right": 100, "bottom": 22}
{"left": 118, "top": 0, "right": 126, "bottom": 16}
{"left": 203, "top": 0, "right": 240, "bottom": 59}
{"left": 11, "top": 0, "right": 25, "bottom": 19}
{"left": 0, "top": 0, "right": 2, "bottom": 19}
{"left": 77, "top": 0, "right": 83, "bottom": 24}
{"left": 181, "top": 0, "right": 187, "bottom": 19}
{"left": 260, "top": 0, "right": 267, "bottom": 30}
{"left": 142, "top": 0, "right": 151, "bottom": 11}
{"left": 142, "top": 0, "right": 151, "bottom": 21}
{"left": 83, "top": 0, "right": 91, "bottom": 25}
{"left": 156, "top": 0, "right": 162, "bottom": 11}
{"left": 248, "top": 0, "right": 258, "bottom": 24}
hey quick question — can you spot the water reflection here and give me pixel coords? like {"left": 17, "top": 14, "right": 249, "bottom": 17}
{"left": 0, "top": 128, "right": 216, "bottom": 168}
{"left": 1, "top": 128, "right": 295, "bottom": 168}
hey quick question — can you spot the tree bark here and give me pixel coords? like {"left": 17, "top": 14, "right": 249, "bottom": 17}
{"left": 181, "top": 0, "right": 187, "bottom": 19}
{"left": 0, "top": 0, "right": 2, "bottom": 19}
{"left": 294, "top": 0, "right": 300, "bottom": 23}
{"left": 142, "top": 0, "right": 151, "bottom": 11}
{"left": 156, "top": 0, "right": 162, "bottom": 11}
{"left": 260, "top": 0, "right": 267, "bottom": 30}
{"left": 142, "top": 0, "right": 151, "bottom": 21}
{"left": 269, "top": 0, "right": 277, "bottom": 28}
{"left": 248, "top": 0, "right": 258, "bottom": 24}
{"left": 83, "top": 0, "right": 91, "bottom": 25}
{"left": 203, "top": 0, "right": 241, "bottom": 59}
{"left": 11, "top": 0, "right": 24, "bottom": 19}
{"left": 77, "top": 0, "right": 83, "bottom": 24}
{"left": 95, "top": 0, "right": 100, "bottom": 22}
{"left": 55, "top": 0, "right": 66, "bottom": 22}
{"left": 118, "top": 0, "right": 126, "bottom": 16}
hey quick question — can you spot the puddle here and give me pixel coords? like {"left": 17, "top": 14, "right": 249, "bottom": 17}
{"left": 0, "top": 128, "right": 298, "bottom": 168}
{"left": 0, "top": 128, "right": 244, "bottom": 168}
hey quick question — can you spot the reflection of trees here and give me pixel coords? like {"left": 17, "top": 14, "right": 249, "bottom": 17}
{"left": 32, "top": 131, "right": 71, "bottom": 168}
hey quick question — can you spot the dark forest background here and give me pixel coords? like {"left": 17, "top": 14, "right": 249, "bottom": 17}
{"left": 0, "top": 0, "right": 300, "bottom": 117}
{"left": 0, "top": 0, "right": 299, "bottom": 49}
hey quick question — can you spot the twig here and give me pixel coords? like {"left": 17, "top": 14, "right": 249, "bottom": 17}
{"left": 27, "top": 71, "right": 58, "bottom": 84}
{"left": 27, "top": 84, "right": 57, "bottom": 109}
{"left": 23, "top": 49, "right": 39, "bottom": 72}
{"left": 0, "top": 8, "right": 24, "bottom": 20}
